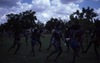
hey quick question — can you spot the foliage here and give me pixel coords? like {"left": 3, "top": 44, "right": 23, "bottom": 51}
{"left": 45, "top": 17, "right": 64, "bottom": 32}
{"left": 0, "top": 7, "right": 100, "bottom": 33}
{"left": 5, "top": 10, "right": 37, "bottom": 32}
{"left": 69, "top": 7, "right": 98, "bottom": 30}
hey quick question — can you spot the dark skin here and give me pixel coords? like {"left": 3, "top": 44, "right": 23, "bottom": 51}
{"left": 75, "top": 29, "right": 84, "bottom": 53}
{"left": 0, "top": 31, "right": 3, "bottom": 42}
{"left": 84, "top": 28, "right": 100, "bottom": 60}
{"left": 71, "top": 40, "right": 80, "bottom": 63}
{"left": 64, "top": 28, "right": 71, "bottom": 53}
{"left": 31, "top": 29, "right": 38, "bottom": 56}
{"left": 24, "top": 30, "right": 29, "bottom": 46}
{"left": 46, "top": 31, "right": 62, "bottom": 62}
{"left": 37, "top": 30, "right": 45, "bottom": 51}
{"left": 47, "top": 30, "right": 63, "bottom": 51}
{"left": 70, "top": 28, "right": 81, "bottom": 63}
{"left": 8, "top": 31, "right": 21, "bottom": 54}
{"left": 46, "top": 36, "right": 53, "bottom": 51}
{"left": 84, "top": 37, "right": 99, "bottom": 60}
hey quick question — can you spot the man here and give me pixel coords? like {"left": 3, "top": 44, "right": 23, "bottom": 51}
{"left": 8, "top": 31, "right": 21, "bottom": 54}
{"left": 46, "top": 29, "right": 62, "bottom": 62}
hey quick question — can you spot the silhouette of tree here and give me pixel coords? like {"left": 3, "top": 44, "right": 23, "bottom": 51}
{"left": 69, "top": 7, "right": 98, "bottom": 30}
{"left": 45, "top": 18, "right": 64, "bottom": 32}
{"left": 20, "top": 10, "right": 37, "bottom": 29}
{"left": 6, "top": 10, "right": 37, "bottom": 32}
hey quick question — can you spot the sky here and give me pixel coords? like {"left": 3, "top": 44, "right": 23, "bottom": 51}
{"left": 0, "top": 0, "right": 100, "bottom": 24}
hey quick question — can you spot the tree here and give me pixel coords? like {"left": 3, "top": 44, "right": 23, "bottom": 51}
{"left": 36, "top": 20, "right": 44, "bottom": 29}
{"left": 69, "top": 7, "right": 98, "bottom": 30}
{"left": 6, "top": 10, "right": 37, "bottom": 32}
{"left": 20, "top": 10, "right": 37, "bottom": 29}
{"left": 45, "top": 17, "right": 64, "bottom": 32}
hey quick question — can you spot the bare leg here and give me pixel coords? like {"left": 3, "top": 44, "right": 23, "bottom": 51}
{"left": 94, "top": 44, "right": 99, "bottom": 60}
{"left": 0, "top": 36, "right": 3, "bottom": 42}
{"left": 14, "top": 43, "right": 20, "bottom": 54}
{"left": 65, "top": 41, "right": 70, "bottom": 53}
{"left": 8, "top": 41, "right": 17, "bottom": 51}
{"left": 55, "top": 47, "right": 62, "bottom": 61}
{"left": 84, "top": 41, "right": 93, "bottom": 53}
{"left": 47, "top": 43, "right": 52, "bottom": 51}
{"left": 80, "top": 41, "right": 84, "bottom": 53}
{"left": 32, "top": 47, "right": 35, "bottom": 56}
{"left": 31, "top": 40, "right": 37, "bottom": 56}
{"left": 72, "top": 47, "right": 79, "bottom": 63}
{"left": 25, "top": 37, "right": 28, "bottom": 46}
{"left": 46, "top": 50, "right": 58, "bottom": 60}
{"left": 72, "top": 51, "right": 77, "bottom": 63}
{"left": 38, "top": 40, "right": 42, "bottom": 51}
{"left": 31, "top": 43, "right": 36, "bottom": 56}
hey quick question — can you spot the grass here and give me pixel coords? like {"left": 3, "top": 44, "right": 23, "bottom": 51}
{"left": 0, "top": 34, "right": 100, "bottom": 63}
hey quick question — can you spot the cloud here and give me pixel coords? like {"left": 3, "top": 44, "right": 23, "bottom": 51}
{"left": 0, "top": 8, "right": 10, "bottom": 23}
{"left": 0, "top": 15, "right": 6, "bottom": 24}
{"left": 60, "top": 0, "right": 84, "bottom": 4}
{"left": 95, "top": 8, "right": 100, "bottom": 19}
{"left": 0, "top": 0, "right": 84, "bottom": 24}
{"left": 55, "top": 3, "right": 80, "bottom": 15}
{"left": 32, "top": 0, "right": 51, "bottom": 12}
{"left": 0, "top": 1, "right": 33, "bottom": 24}
{"left": 0, "top": 0, "right": 21, "bottom": 8}
{"left": 33, "top": 0, "right": 81, "bottom": 23}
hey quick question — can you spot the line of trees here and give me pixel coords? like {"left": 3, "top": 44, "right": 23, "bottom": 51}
{"left": 0, "top": 7, "right": 100, "bottom": 33}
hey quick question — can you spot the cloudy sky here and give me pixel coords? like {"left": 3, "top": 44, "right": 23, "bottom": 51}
{"left": 0, "top": 0, "right": 100, "bottom": 24}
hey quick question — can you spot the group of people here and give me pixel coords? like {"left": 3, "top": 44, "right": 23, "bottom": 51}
{"left": 3, "top": 22, "right": 100, "bottom": 63}
{"left": 46, "top": 23, "right": 84, "bottom": 63}
{"left": 8, "top": 28, "right": 44, "bottom": 55}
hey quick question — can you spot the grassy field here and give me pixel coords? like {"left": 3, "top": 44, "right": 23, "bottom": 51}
{"left": 0, "top": 34, "right": 100, "bottom": 63}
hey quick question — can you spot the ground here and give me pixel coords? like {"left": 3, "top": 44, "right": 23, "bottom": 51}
{"left": 0, "top": 34, "right": 100, "bottom": 63}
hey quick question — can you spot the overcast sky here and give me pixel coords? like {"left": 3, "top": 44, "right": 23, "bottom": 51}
{"left": 0, "top": 0, "right": 100, "bottom": 24}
